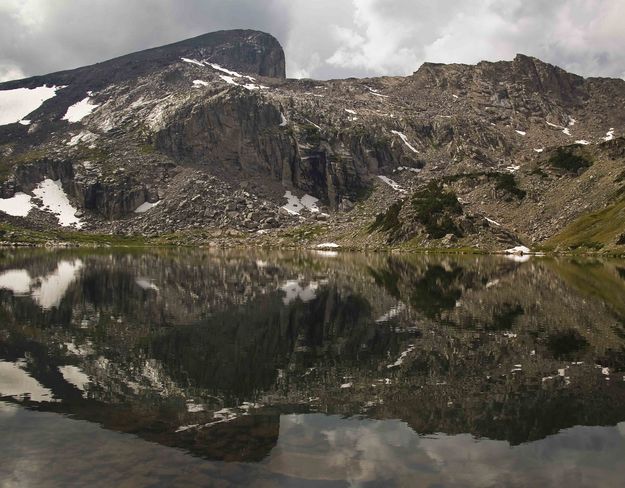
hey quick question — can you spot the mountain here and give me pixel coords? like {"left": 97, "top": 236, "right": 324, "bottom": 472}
{"left": 0, "top": 29, "right": 624, "bottom": 252}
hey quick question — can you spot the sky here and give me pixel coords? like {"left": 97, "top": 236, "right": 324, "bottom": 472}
{"left": 1, "top": 0, "right": 625, "bottom": 82}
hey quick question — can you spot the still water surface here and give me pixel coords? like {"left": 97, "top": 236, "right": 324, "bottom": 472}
{"left": 1, "top": 249, "right": 625, "bottom": 487}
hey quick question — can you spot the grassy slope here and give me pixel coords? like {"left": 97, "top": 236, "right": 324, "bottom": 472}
{"left": 543, "top": 197, "right": 625, "bottom": 252}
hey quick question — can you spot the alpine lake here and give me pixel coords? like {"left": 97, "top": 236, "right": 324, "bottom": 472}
{"left": 1, "top": 248, "right": 625, "bottom": 487}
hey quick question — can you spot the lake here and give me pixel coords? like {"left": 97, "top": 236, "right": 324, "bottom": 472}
{"left": 1, "top": 248, "right": 625, "bottom": 487}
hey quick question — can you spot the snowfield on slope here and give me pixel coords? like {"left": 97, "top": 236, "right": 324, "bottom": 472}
{"left": 32, "top": 179, "right": 83, "bottom": 228}
{"left": 0, "top": 85, "right": 62, "bottom": 126}
{"left": 62, "top": 95, "right": 99, "bottom": 123}
{"left": 0, "top": 193, "right": 33, "bottom": 217}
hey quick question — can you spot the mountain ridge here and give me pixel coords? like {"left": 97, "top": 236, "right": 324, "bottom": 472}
{"left": 0, "top": 29, "right": 624, "bottom": 253}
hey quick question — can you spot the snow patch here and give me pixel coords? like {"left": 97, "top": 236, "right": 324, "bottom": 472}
{"left": 378, "top": 175, "right": 405, "bottom": 192}
{"left": 390, "top": 130, "right": 419, "bottom": 153}
{"left": 515, "top": 130, "right": 526, "bottom": 136}
{"left": 193, "top": 80, "right": 209, "bottom": 87}
{"left": 365, "top": 86, "right": 389, "bottom": 98}
{"left": 181, "top": 57, "right": 205, "bottom": 67}
{"left": 485, "top": 217, "right": 501, "bottom": 226}
{"left": 603, "top": 128, "right": 615, "bottom": 142}
{"left": 562, "top": 127, "right": 571, "bottom": 136}
{"left": 33, "top": 179, "right": 83, "bottom": 228}
{"left": 134, "top": 200, "right": 160, "bottom": 214}
{"left": 575, "top": 140, "right": 590, "bottom": 145}
{"left": 279, "top": 113, "right": 288, "bottom": 126}
{"left": 0, "top": 192, "right": 33, "bottom": 217}
{"left": 504, "top": 245, "right": 530, "bottom": 255}
{"left": 0, "top": 85, "right": 61, "bottom": 126}
{"left": 67, "top": 130, "right": 98, "bottom": 147}
{"left": 533, "top": 148, "right": 544, "bottom": 153}
{"left": 396, "top": 166, "right": 421, "bottom": 173}
{"left": 316, "top": 242, "right": 339, "bottom": 249}
{"left": 344, "top": 109, "right": 357, "bottom": 115}
{"left": 62, "top": 96, "right": 99, "bottom": 123}
{"left": 282, "top": 191, "right": 319, "bottom": 215}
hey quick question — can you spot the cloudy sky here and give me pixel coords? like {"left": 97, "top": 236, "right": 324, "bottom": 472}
{"left": 1, "top": 0, "right": 624, "bottom": 82}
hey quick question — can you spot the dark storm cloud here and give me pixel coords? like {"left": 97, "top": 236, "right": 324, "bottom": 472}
{"left": 1, "top": 0, "right": 624, "bottom": 82}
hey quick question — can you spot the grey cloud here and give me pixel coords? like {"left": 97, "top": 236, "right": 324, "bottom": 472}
{"left": 1, "top": 0, "right": 624, "bottom": 83}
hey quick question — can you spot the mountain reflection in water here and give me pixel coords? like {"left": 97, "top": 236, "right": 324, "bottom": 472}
{"left": 1, "top": 249, "right": 625, "bottom": 487}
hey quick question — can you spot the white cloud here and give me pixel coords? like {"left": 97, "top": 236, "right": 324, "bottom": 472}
{"left": 0, "top": 0, "right": 624, "bottom": 82}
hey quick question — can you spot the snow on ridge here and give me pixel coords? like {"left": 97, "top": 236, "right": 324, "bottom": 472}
{"left": 575, "top": 140, "right": 590, "bottom": 145}
{"left": 365, "top": 86, "right": 389, "bottom": 98}
{"left": 32, "top": 179, "right": 83, "bottom": 228}
{"left": 378, "top": 175, "right": 406, "bottom": 193}
{"left": 62, "top": 96, "right": 99, "bottom": 123}
{"left": 0, "top": 192, "right": 33, "bottom": 217}
{"left": 603, "top": 128, "right": 615, "bottom": 142}
{"left": 390, "top": 130, "right": 419, "bottom": 154}
{"left": 181, "top": 57, "right": 205, "bottom": 67}
{"left": 0, "top": 85, "right": 61, "bottom": 126}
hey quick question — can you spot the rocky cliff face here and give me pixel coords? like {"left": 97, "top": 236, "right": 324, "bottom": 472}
{"left": 0, "top": 30, "right": 624, "bottom": 251}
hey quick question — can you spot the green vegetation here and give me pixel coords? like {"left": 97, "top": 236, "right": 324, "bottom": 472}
{"left": 0, "top": 223, "right": 148, "bottom": 247}
{"left": 410, "top": 181, "right": 463, "bottom": 239}
{"left": 300, "top": 123, "right": 322, "bottom": 145}
{"left": 369, "top": 200, "right": 403, "bottom": 233}
{"left": 544, "top": 197, "right": 625, "bottom": 251}
{"left": 547, "top": 147, "right": 593, "bottom": 173}
{"left": 495, "top": 173, "right": 526, "bottom": 199}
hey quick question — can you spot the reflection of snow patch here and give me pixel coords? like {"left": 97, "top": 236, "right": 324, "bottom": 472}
{"left": 59, "top": 365, "right": 90, "bottom": 393}
{"left": 0, "top": 270, "right": 32, "bottom": 294}
{"left": 387, "top": 344, "right": 416, "bottom": 368}
{"left": 136, "top": 278, "right": 159, "bottom": 291}
{"left": 32, "top": 260, "right": 83, "bottom": 309}
{"left": 376, "top": 303, "right": 406, "bottom": 323}
{"left": 280, "top": 279, "right": 319, "bottom": 305}
{"left": 0, "top": 361, "right": 55, "bottom": 402}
